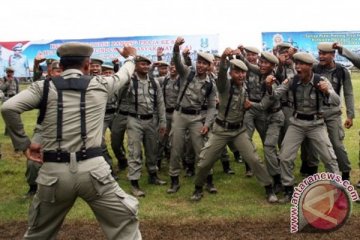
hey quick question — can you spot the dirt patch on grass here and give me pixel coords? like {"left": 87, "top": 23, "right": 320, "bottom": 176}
{"left": 1, "top": 216, "right": 360, "bottom": 240}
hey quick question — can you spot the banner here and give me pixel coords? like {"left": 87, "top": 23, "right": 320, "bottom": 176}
{"left": 262, "top": 31, "right": 360, "bottom": 68}
{"left": 0, "top": 35, "right": 219, "bottom": 78}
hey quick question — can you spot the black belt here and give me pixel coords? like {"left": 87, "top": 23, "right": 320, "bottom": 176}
{"left": 106, "top": 108, "right": 116, "bottom": 114}
{"left": 294, "top": 113, "right": 322, "bottom": 121}
{"left": 249, "top": 99, "right": 261, "bottom": 103}
{"left": 166, "top": 108, "right": 175, "bottom": 113}
{"left": 6, "top": 94, "right": 15, "bottom": 98}
{"left": 128, "top": 112, "right": 153, "bottom": 120}
{"left": 215, "top": 118, "right": 242, "bottom": 130}
{"left": 268, "top": 107, "right": 282, "bottom": 113}
{"left": 43, "top": 147, "right": 103, "bottom": 163}
{"left": 118, "top": 110, "right": 129, "bottom": 116}
{"left": 178, "top": 108, "right": 202, "bottom": 115}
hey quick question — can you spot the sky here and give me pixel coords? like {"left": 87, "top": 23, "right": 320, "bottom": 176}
{"left": 1, "top": 0, "right": 359, "bottom": 51}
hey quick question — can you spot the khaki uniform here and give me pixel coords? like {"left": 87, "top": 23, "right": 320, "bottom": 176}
{"left": 168, "top": 51, "right": 216, "bottom": 177}
{"left": 195, "top": 59, "right": 273, "bottom": 187}
{"left": 1, "top": 60, "right": 141, "bottom": 239}
{"left": 126, "top": 73, "right": 166, "bottom": 180}
{"left": 244, "top": 62, "right": 284, "bottom": 177}
{"left": 271, "top": 74, "right": 340, "bottom": 186}
{"left": 101, "top": 90, "right": 118, "bottom": 172}
{"left": 275, "top": 63, "right": 297, "bottom": 144}
{"left": 0, "top": 76, "right": 19, "bottom": 100}
{"left": 304, "top": 63, "right": 353, "bottom": 174}
{"left": 25, "top": 124, "right": 43, "bottom": 188}
{"left": 157, "top": 74, "right": 180, "bottom": 164}
{"left": 111, "top": 86, "right": 129, "bottom": 170}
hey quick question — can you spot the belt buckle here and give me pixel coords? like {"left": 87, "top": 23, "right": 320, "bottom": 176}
{"left": 224, "top": 121, "right": 229, "bottom": 128}
{"left": 137, "top": 114, "right": 141, "bottom": 119}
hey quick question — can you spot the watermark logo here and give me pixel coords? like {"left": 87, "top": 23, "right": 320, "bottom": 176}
{"left": 290, "top": 172, "right": 359, "bottom": 233}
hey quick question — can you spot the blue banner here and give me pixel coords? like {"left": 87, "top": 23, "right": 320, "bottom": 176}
{"left": 0, "top": 35, "right": 219, "bottom": 78}
{"left": 262, "top": 31, "right": 360, "bottom": 68}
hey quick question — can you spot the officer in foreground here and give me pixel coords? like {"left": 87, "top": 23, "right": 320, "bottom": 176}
{"left": 191, "top": 48, "right": 277, "bottom": 203}
{"left": 266, "top": 52, "right": 340, "bottom": 203}
{"left": 1, "top": 42, "right": 141, "bottom": 239}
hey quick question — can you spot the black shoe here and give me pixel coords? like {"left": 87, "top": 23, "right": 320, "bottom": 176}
{"left": 167, "top": 176, "right": 180, "bottom": 194}
{"left": 148, "top": 173, "right": 167, "bottom": 185}
{"left": 222, "top": 161, "right": 235, "bottom": 175}
{"left": 205, "top": 184, "right": 218, "bottom": 194}
{"left": 224, "top": 168, "right": 235, "bottom": 175}
{"left": 245, "top": 170, "right": 253, "bottom": 177}
{"left": 24, "top": 185, "right": 37, "bottom": 198}
{"left": 157, "top": 159, "right": 162, "bottom": 171}
{"left": 279, "top": 186, "right": 294, "bottom": 204}
{"left": 130, "top": 180, "right": 145, "bottom": 197}
{"left": 118, "top": 159, "right": 128, "bottom": 171}
{"left": 342, "top": 172, "right": 350, "bottom": 181}
{"left": 190, "top": 186, "right": 203, "bottom": 201}
{"left": 205, "top": 175, "right": 218, "bottom": 194}
{"left": 233, "top": 151, "right": 243, "bottom": 163}
{"left": 273, "top": 174, "right": 283, "bottom": 194}
{"left": 265, "top": 185, "right": 278, "bottom": 203}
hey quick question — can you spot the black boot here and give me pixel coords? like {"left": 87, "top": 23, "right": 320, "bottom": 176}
{"left": 190, "top": 185, "right": 203, "bottom": 201}
{"left": 185, "top": 164, "right": 195, "bottom": 177}
{"left": 148, "top": 172, "right": 167, "bottom": 185}
{"left": 131, "top": 180, "right": 145, "bottom": 197}
{"left": 273, "top": 174, "right": 283, "bottom": 194}
{"left": 233, "top": 151, "right": 243, "bottom": 163}
{"left": 205, "top": 175, "right": 217, "bottom": 194}
{"left": 167, "top": 176, "right": 180, "bottom": 194}
{"left": 245, "top": 163, "right": 253, "bottom": 177}
{"left": 279, "top": 186, "right": 294, "bottom": 204}
{"left": 25, "top": 184, "right": 37, "bottom": 198}
{"left": 222, "top": 161, "right": 235, "bottom": 175}
{"left": 342, "top": 172, "right": 350, "bottom": 181}
{"left": 307, "top": 165, "right": 318, "bottom": 176}
{"left": 157, "top": 159, "right": 162, "bottom": 171}
{"left": 265, "top": 184, "right": 278, "bottom": 203}
{"left": 118, "top": 157, "right": 128, "bottom": 171}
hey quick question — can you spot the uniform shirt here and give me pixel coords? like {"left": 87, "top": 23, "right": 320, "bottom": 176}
{"left": 244, "top": 61, "right": 280, "bottom": 112}
{"left": 115, "top": 84, "right": 130, "bottom": 113}
{"left": 8, "top": 54, "right": 30, "bottom": 78}
{"left": 275, "top": 62, "right": 297, "bottom": 104}
{"left": 0, "top": 77, "right": 19, "bottom": 97}
{"left": 162, "top": 75, "right": 180, "bottom": 109}
{"left": 313, "top": 63, "right": 354, "bottom": 119}
{"left": 106, "top": 91, "right": 118, "bottom": 112}
{"left": 126, "top": 72, "right": 166, "bottom": 128}
{"left": 173, "top": 51, "right": 217, "bottom": 127}
{"left": 1, "top": 59, "right": 135, "bottom": 152}
{"left": 270, "top": 74, "right": 340, "bottom": 116}
{"left": 217, "top": 60, "right": 247, "bottom": 123}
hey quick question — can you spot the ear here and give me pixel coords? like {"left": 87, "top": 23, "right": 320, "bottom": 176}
{"left": 83, "top": 58, "right": 91, "bottom": 75}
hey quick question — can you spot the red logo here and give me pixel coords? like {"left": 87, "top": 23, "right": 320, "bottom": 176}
{"left": 300, "top": 181, "right": 351, "bottom": 231}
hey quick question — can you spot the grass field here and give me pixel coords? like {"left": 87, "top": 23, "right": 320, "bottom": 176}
{"left": 0, "top": 73, "right": 360, "bottom": 238}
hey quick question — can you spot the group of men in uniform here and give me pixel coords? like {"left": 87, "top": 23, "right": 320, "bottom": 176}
{"left": 1, "top": 38, "right": 360, "bottom": 238}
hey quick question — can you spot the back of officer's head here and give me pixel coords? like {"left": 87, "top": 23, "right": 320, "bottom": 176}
{"left": 57, "top": 43, "right": 93, "bottom": 71}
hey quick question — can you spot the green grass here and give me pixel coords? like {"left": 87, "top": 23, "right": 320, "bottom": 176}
{"left": 1, "top": 74, "right": 360, "bottom": 223}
